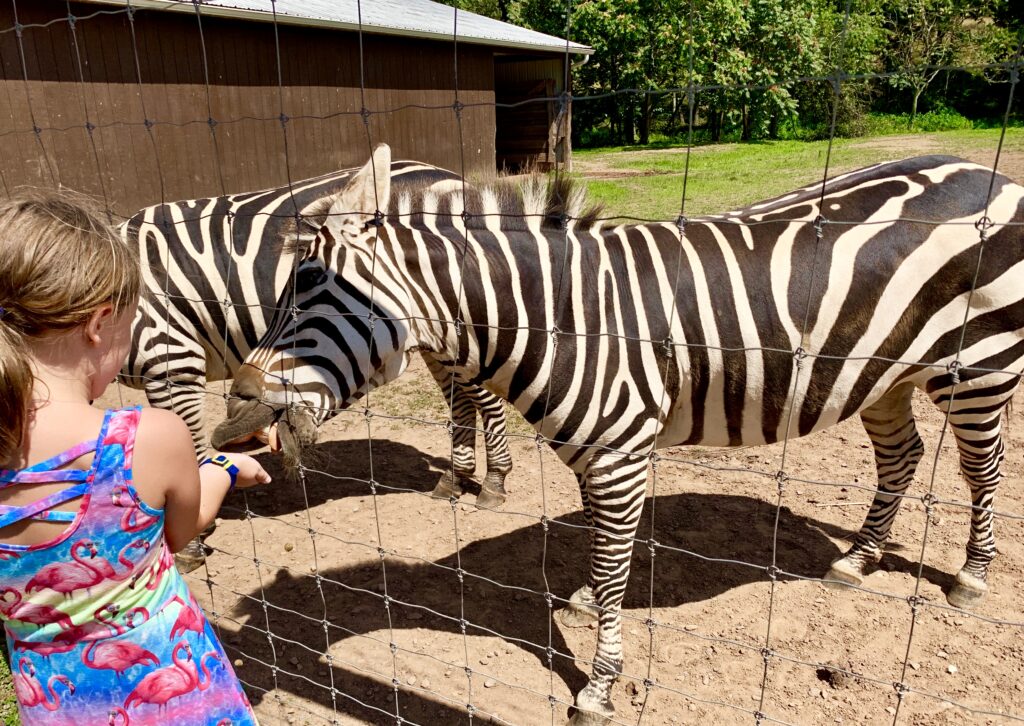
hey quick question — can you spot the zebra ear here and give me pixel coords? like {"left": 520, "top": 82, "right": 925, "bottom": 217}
{"left": 327, "top": 144, "right": 392, "bottom": 235}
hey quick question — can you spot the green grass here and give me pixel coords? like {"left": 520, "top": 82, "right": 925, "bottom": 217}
{"left": 574, "top": 128, "right": 1023, "bottom": 220}
{"left": 0, "top": 649, "right": 16, "bottom": 726}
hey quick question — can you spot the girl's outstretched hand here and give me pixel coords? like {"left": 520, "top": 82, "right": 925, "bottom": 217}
{"left": 221, "top": 453, "right": 272, "bottom": 489}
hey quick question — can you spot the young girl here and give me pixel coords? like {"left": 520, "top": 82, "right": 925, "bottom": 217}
{"left": 0, "top": 190, "right": 271, "bottom": 725}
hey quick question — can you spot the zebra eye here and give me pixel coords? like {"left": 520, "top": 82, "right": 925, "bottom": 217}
{"left": 295, "top": 265, "right": 328, "bottom": 289}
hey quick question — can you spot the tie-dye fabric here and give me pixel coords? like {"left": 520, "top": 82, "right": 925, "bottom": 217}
{"left": 0, "top": 407, "right": 256, "bottom": 725}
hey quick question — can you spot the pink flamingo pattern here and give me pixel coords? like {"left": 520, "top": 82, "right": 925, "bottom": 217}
{"left": 0, "top": 588, "right": 73, "bottom": 630}
{"left": 0, "top": 408, "right": 256, "bottom": 724}
{"left": 11, "top": 658, "right": 75, "bottom": 711}
{"left": 112, "top": 486, "right": 160, "bottom": 533}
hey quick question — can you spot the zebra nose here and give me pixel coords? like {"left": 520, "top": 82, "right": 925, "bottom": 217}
{"left": 231, "top": 363, "right": 268, "bottom": 403}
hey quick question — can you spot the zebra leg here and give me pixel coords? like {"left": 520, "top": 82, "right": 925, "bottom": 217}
{"left": 145, "top": 370, "right": 211, "bottom": 573}
{"left": 946, "top": 408, "right": 1007, "bottom": 609}
{"left": 428, "top": 376, "right": 475, "bottom": 501}
{"left": 143, "top": 369, "right": 209, "bottom": 456}
{"left": 826, "top": 384, "right": 923, "bottom": 588}
{"left": 560, "top": 473, "right": 599, "bottom": 627}
{"left": 567, "top": 453, "right": 648, "bottom": 726}
{"left": 472, "top": 387, "right": 512, "bottom": 509}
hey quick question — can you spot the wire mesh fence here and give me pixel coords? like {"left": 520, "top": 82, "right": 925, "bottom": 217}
{"left": 1, "top": 1, "right": 1023, "bottom": 724}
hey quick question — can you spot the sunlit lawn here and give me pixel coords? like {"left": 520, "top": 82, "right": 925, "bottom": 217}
{"left": 574, "top": 128, "right": 1023, "bottom": 220}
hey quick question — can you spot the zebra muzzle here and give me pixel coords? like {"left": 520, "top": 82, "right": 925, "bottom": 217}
{"left": 210, "top": 398, "right": 280, "bottom": 450}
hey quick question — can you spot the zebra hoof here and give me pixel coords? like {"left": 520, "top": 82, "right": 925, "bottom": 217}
{"left": 947, "top": 571, "right": 987, "bottom": 609}
{"left": 430, "top": 472, "right": 464, "bottom": 500}
{"left": 475, "top": 485, "right": 507, "bottom": 510}
{"left": 823, "top": 558, "right": 863, "bottom": 590}
{"left": 558, "top": 586, "right": 599, "bottom": 628}
{"left": 568, "top": 685, "right": 614, "bottom": 726}
{"left": 174, "top": 538, "right": 208, "bottom": 574}
{"left": 567, "top": 706, "right": 613, "bottom": 726}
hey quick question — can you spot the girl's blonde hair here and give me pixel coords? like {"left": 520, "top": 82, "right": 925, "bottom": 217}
{"left": 0, "top": 190, "right": 140, "bottom": 467}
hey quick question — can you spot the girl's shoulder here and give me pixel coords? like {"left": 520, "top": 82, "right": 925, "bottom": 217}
{"left": 126, "top": 408, "right": 196, "bottom": 509}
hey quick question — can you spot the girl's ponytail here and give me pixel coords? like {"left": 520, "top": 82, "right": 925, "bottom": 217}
{"left": 0, "top": 316, "right": 33, "bottom": 467}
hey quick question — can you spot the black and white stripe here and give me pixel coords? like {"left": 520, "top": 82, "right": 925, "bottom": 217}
{"left": 229, "top": 148, "right": 1024, "bottom": 723}
{"left": 117, "top": 162, "right": 511, "bottom": 497}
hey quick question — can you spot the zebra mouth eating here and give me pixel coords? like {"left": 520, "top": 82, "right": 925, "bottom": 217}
{"left": 211, "top": 398, "right": 319, "bottom": 473}
{"left": 210, "top": 397, "right": 278, "bottom": 451}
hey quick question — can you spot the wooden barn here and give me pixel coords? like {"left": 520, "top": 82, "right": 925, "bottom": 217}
{"left": 0, "top": 0, "right": 591, "bottom": 218}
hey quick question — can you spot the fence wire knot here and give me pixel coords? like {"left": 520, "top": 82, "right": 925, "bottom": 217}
{"left": 775, "top": 470, "right": 789, "bottom": 495}
{"left": 947, "top": 359, "right": 963, "bottom": 384}
{"left": 647, "top": 539, "right": 658, "bottom": 558}
{"left": 894, "top": 680, "right": 909, "bottom": 700}
{"left": 974, "top": 215, "right": 994, "bottom": 232}
{"left": 207, "top": 117, "right": 218, "bottom": 129}
{"left": 921, "top": 491, "right": 939, "bottom": 511}
{"left": 676, "top": 215, "right": 689, "bottom": 233}
{"left": 754, "top": 711, "right": 766, "bottom": 725}
{"left": 278, "top": 112, "right": 289, "bottom": 127}
{"left": 389, "top": 641, "right": 398, "bottom": 655}
{"left": 760, "top": 646, "right": 774, "bottom": 663}
{"left": 661, "top": 336, "right": 674, "bottom": 359}
{"left": 813, "top": 214, "right": 827, "bottom": 235}
{"left": 906, "top": 594, "right": 928, "bottom": 613}
{"left": 766, "top": 565, "right": 781, "bottom": 581}
{"left": 645, "top": 617, "right": 656, "bottom": 633}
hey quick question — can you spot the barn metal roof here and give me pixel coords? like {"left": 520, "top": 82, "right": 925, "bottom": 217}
{"left": 82, "top": 0, "right": 592, "bottom": 55}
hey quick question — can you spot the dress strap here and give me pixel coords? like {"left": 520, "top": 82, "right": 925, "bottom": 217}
{"left": 0, "top": 483, "right": 90, "bottom": 529}
{"left": 0, "top": 439, "right": 97, "bottom": 483}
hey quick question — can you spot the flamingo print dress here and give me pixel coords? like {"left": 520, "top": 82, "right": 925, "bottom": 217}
{"left": 0, "top": 407, "right": 256, "bottom": 725}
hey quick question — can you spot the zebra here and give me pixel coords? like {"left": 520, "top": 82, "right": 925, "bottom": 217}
{"left": 117, "top": 161, "right": 513, "bottom": 510}
{"left": 216, "top": 145, "right": 1024, "bottom": 725}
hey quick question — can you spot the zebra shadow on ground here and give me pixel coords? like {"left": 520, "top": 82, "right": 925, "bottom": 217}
{"left": 217, "top": 439, "right": 453, "bottom": 519}
{"left": 221, "top": 475, "right": 951, "bottom": 724}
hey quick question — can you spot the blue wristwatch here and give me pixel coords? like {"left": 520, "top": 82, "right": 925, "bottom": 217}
{"left": 201, "top": 454, "right": 240, "bottom": 491}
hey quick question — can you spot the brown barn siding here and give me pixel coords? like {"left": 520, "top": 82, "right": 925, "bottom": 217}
{"left": 0, "top": 1, "right": 495, "bottom": 218}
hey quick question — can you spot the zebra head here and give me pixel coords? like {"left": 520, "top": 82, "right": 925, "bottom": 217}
{"left": 213, "top": 144, "right": 417, "bottom": 461}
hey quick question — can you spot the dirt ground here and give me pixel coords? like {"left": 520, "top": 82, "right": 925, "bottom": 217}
{"left": 99, "top": 355, "right": 1024, "bottom": 726}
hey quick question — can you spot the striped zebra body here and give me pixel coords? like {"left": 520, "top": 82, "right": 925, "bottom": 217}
{"left": 225, "top": 148, "right": 1024, "bottom": 723}
{"left": 118, "top": 163, "right": 511, "bottom": 501}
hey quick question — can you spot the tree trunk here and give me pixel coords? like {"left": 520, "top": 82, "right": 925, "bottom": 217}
{"left": 768, "top": 112, "right": 779, "bottom": 140}
{"left": 710, "top": 108, "right": 723, "bottom": 143}
{"left": 639, "top": 95, "right": 651, "bottom": 145}
{"left": 741, "top": 104, "right": 752, "bottom": 142}
{"left": 910, "top": 88, "right": 923, "bottom": 129}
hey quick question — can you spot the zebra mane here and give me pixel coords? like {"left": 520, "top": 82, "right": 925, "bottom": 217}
{"left": 403, "top": 174, "right": 603, "bottom": 233}
{"left": 279, "top": 172, "right": 603, "bottom": 256}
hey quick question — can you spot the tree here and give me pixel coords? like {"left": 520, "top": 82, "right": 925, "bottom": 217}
{"left": 882, "top": 0, "right": 1001, "bottom": 127}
